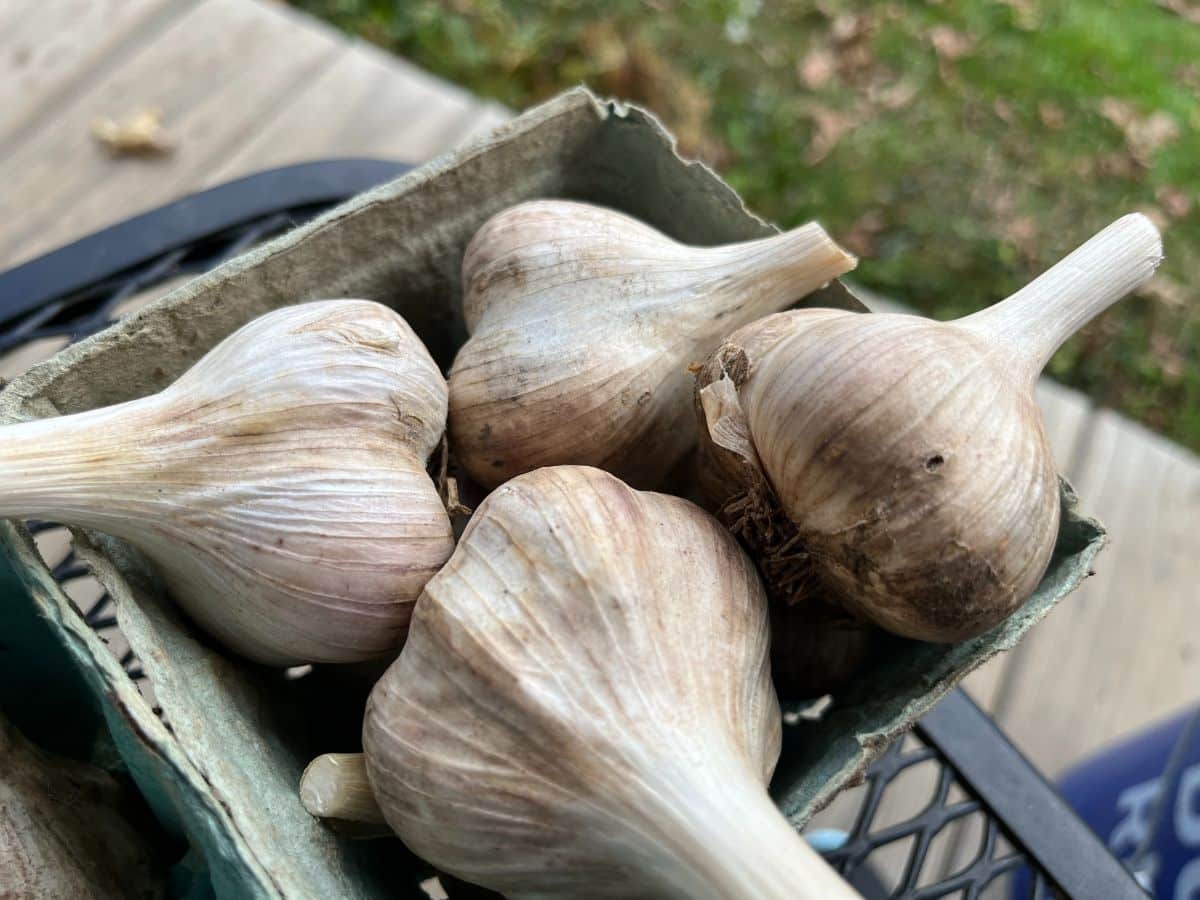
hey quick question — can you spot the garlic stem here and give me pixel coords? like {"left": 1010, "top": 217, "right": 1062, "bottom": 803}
{"left": 698, "top": 223, "right": 857, "bottom": 326}
{"left": 299, "top": 753, "right": 386, "bottom": 825}
{"left": 640, "top": 751, "right": 860, "bottom": 899}
{"left": 0, "top": 402, "right": 149, "bottom": 525}
{"left": 961, "top": 213, "right": 1162, "bottom": 382}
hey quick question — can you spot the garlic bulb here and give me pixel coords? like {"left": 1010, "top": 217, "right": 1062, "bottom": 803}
{"left": 448, "top": 200, "right": 856, "bottom": 490}
{"left": 0, "top": 300, "right": 454, "bottom": 665}
{"left": 361, "top": 465, "right": 859, "bottom": 899}
{"left": 1, "top": 713, "right": 160, "bottom": 898}
{"left": 697, "top": 214, "right": 1162, "bottom": 642}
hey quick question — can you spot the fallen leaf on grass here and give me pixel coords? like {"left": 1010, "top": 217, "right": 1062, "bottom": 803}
{"left": 1096, "top": 151, "right": 1140, "bottom": 179}
{"left": 995, "top": 0, "right": 1041, "bottom": 30}
{"left": 798, "top": 46, "right": 837, "bottom": 89}
{"left": 1038, "top": 101, "right": 1065, "bottom": 130}
{"left": 869, "top": 78, "right": 919, "bottom": 110}
{"left": 1157, "top": 186, "right": 1192, "bottom": 218}
{"left": 91, "top": 108, "right": 173, "bottom": 156}
{"left": 929, "top": 26, "right": 975, "bottom": 61}
{"left": 831, "top": 13, "right": 867, "bottom": 44}
{"left": 1002, "top": 215, "right": 1038, "bottom": 259}
{"left": 580, "top": 23, "right": 728, "bottom": 166}
{"left": 1099, "top": 97, "right": 1180, "bottom": 164}
{"left": 993, "top": 98, "right": 1015, "bottom": 123}
{"left": 1137, "top": 205, "right": 1170, "bottom": 232}
{"left": 1157, "top": 0, "right": 1200, "bottom": 23}
{"left": 804, "top": 106, "right": 856, "bottom": 164}
{"left": 841, "top": 209, "right": 885, "bottom": 257}
{"left": 1138, "top": 275, "right": 1188, "bottom": 309}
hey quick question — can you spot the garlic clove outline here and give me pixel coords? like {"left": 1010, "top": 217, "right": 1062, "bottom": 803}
{"left": 448, "top": 200, "right": 857, "bottom": 491}
{"left": 361, "top": 465, "right": 860, "bottom": 899}
{"left": 697, "top": 214, "right": 1162, "bottom": 643}
{"left": 0, "top": 300, "right": 455, "bottom": 665}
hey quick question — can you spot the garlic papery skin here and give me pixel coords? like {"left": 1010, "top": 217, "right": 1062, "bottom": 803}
{"left": 0, "top": 300, "right": 454, "bottom": 665}
{"left": 1, "top": 713, "right": 160, "bottom": 899}
{"left": 447, "top": 200, "right": 856, "bottom": 491}
{"left": 698, "top": 214, "right": 1162, "bottom": 643}
{"left": 361, "top": 465, "right": 859, "bottom": 899}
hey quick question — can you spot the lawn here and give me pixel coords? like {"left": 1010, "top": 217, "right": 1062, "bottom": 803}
{"left": 296, "top": 0, "right": 1200, "bottom": 451}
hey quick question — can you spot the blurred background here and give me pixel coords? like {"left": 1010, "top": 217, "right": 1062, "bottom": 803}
{"left": 298, "top": 0, "right": 1200, "bottom": 451}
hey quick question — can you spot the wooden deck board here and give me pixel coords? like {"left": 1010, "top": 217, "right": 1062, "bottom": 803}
{"left": 0, "top": 0, "right": 184, "bottom": 146}
{"left": 0, "top": 0, "right": 343, "bottom": 269}
{"left": 206, "top": 41, "right": 500, "bottom": 183}
{"left": 994, "top": 410, "right": 1200, "bottom": 777}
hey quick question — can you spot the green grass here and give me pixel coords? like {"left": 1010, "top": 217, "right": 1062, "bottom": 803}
{"left": 296, "top": 0, "right": 1200, "bottom": 450}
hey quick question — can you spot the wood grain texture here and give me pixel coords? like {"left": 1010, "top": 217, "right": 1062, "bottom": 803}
{"left": 206, "top": 41, "right": 493, "bottom": 183}
{"left": 0, "top": 0, "right": 342, "bottom": 269}
{"left": 995, "top": 409, "right": 1200, "bottom": 776}
{"left": 0, "top": 0, "right": 184, "bottom": 145}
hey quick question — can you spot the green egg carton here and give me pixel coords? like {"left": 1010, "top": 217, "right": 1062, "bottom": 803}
{"left": 0, "top": 87, "right": 1103, "bottom": 898}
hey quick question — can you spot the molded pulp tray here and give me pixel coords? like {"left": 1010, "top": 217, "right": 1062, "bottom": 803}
{"left": 0, "top": 87, "right": 1103, "bottom": 898}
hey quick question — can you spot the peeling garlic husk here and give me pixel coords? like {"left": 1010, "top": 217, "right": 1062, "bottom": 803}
{"left": 448, "top": 200, "right": 856, "bottom": 491}
{"left": 1, "top": 713, "right": 161, "bottom": 898}
{"left": 361, "top": 466, "right": 860, "bottom": 899}
{"left": 0, "top": 300, "right": 454, "bottom": 665}
{"left": 697, "top": 214, "right": 1162, "bottom": 642}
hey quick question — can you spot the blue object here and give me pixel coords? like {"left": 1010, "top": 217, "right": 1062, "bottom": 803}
{"left": 1056, "top": 706, "right": 1200, "bottom": 897}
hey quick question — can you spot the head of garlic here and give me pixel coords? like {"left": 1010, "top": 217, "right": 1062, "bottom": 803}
{"left": 697, "top": 214, "right": 1162, "bottom": 642}
{"left": 0, "top": 300, "right": 454, "bottom": 665}
{"left": 1, "top": 713, "right": 160, "bottom": 899}
{"left": 447, "top": 200, "right": 856, "bottom": 491}
{"left": 361, "top": 465, "right": 858, "bottom": 900}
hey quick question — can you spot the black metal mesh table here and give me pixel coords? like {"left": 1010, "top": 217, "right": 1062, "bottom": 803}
{"left": 0, "top": 160, "right": 1146, "bottom": 900}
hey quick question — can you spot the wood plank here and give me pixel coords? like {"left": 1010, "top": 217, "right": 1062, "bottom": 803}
{"left": 0, "top": 0, "right": 183, "bottom": 145}
{"left": 204, "top": 41, "right": 499, "bottom": 184}
{"left": 994, "top": 410, "right": 1200, "bottom": 777}
{"left": 0, "top": 0, "right": 343, "bottom": 269}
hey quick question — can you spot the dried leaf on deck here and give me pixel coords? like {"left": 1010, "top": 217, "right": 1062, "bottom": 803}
{"left": 91, "top": 108, "right": 174, "bottom": 157}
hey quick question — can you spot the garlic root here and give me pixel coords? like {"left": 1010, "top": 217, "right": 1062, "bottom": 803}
{"left": 0, "top": 300, "right": 454, "bottom": 665}
{"left": 362, "top": 465, "right": 859, "bottom": 899}
{"left": 448, "top": 200, "right": 856, "bottom": 491}
{"left": 697, "top": 214, "right": 1162, "bottom": 642}
{"left": 300, "top": 752, "right": 390, "bottom": 838}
